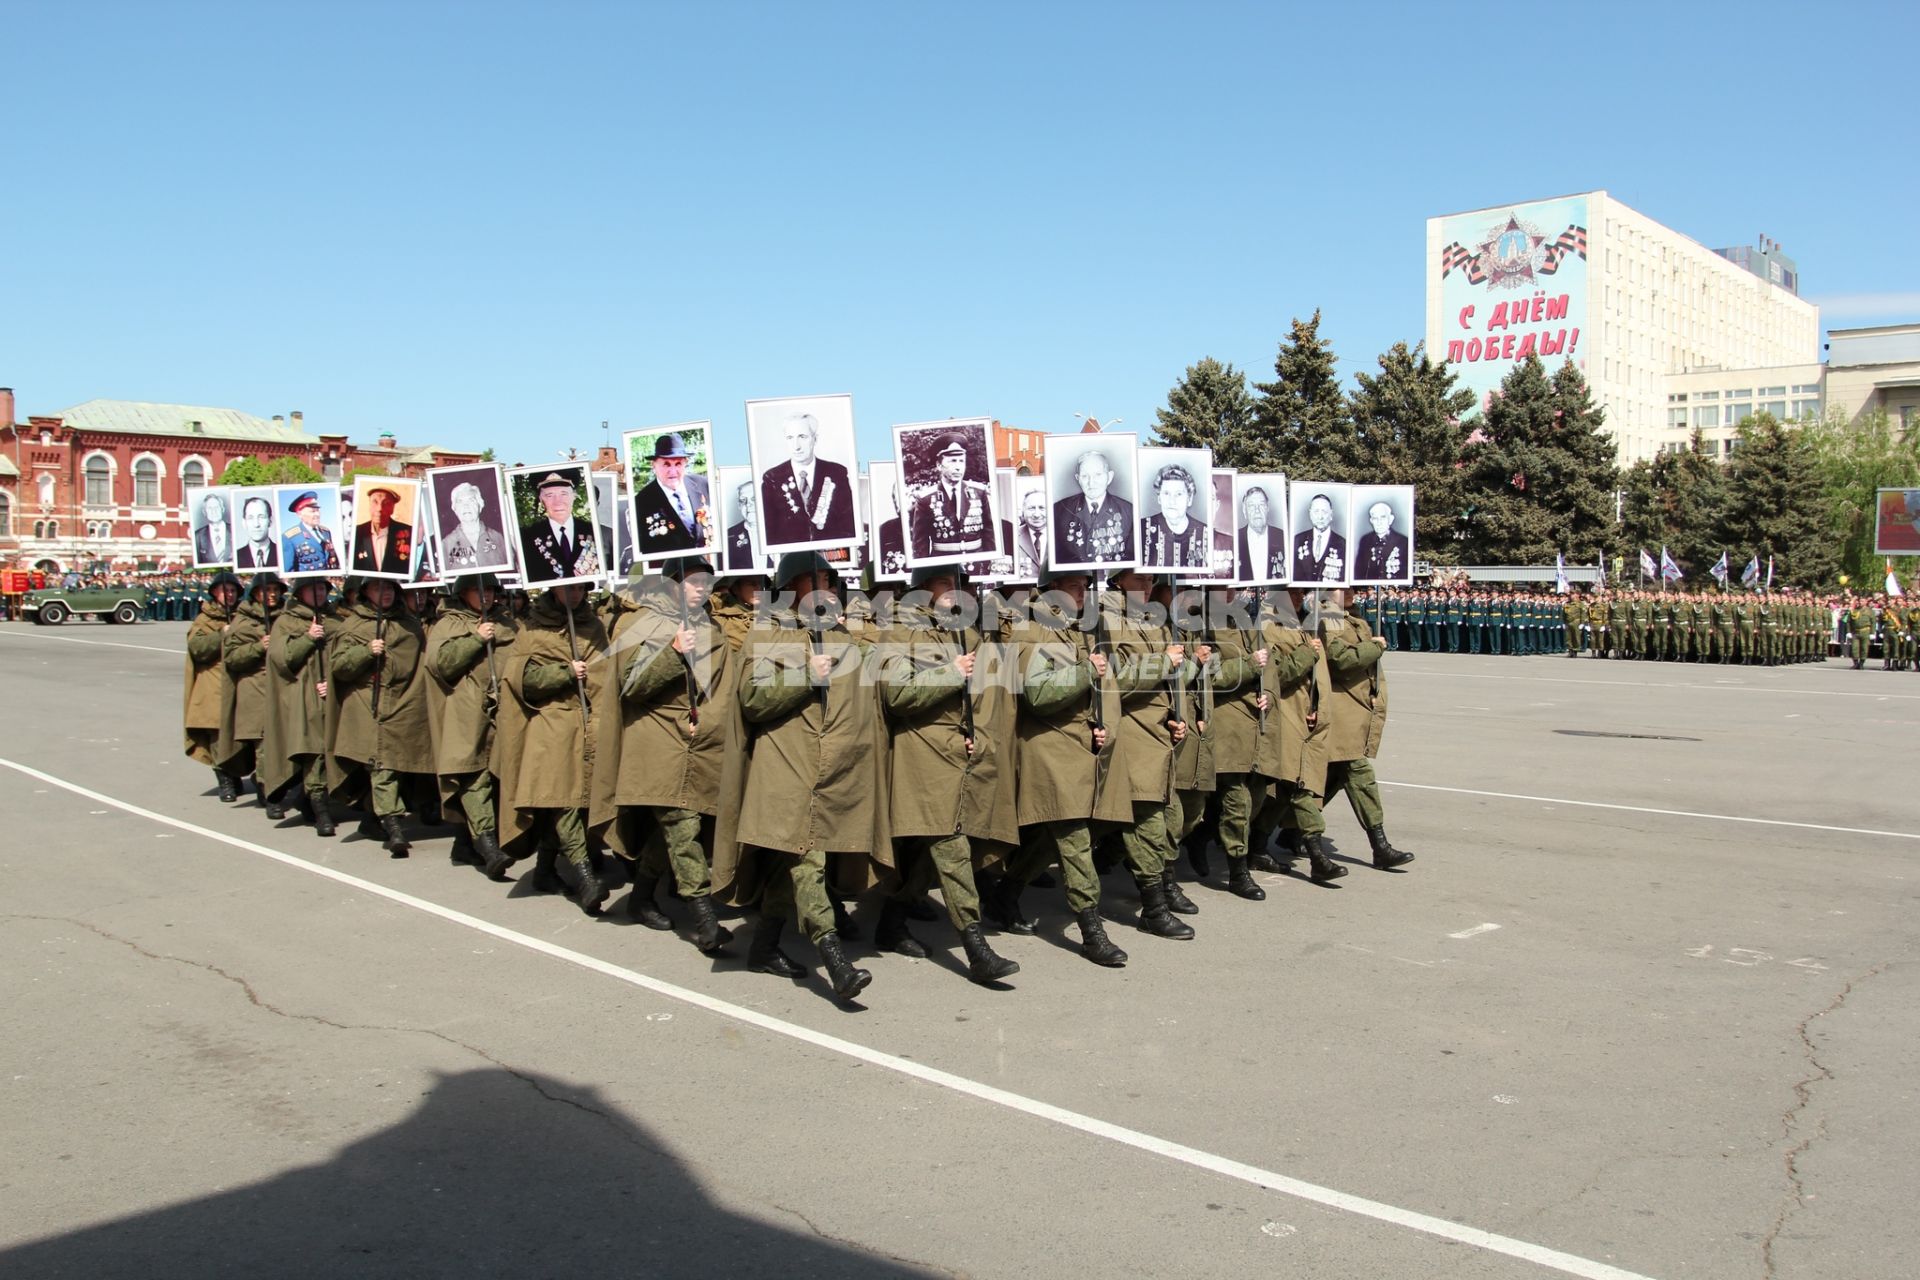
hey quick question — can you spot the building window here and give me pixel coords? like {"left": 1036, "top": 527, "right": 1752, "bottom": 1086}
{"left": 1793, "top": 383, "right": 1819, "bottom": 395}
{"left": 0, "top": 489, "right": 9, "bottom": 535}
{"left": 1791, "top": 400, "right": 1819, "bottom": 420}
{"left": 1694, "top": 405, "right": 1721, "bottom": 428}
{"left": 1903, "top": 406, "right": 1917, "bottom": 433}
{"left": 1760, "top": 400, "right": 1787, "bottom": 419}
{"left": 134, "top": 457, "right": 160, "bottom": 508}
{"left": 1667, "top": 393, "right": 1687, "bottom": 404}
{"left": 1728, "top": 388, "right": 1753, "bottom": 398}
{"left": 1725, "top": 438, "right": 1741, "bottom": 454}
{"left": 1667, "top": 407, "right": 1689, "bottom": 428}
{"left": 1760, "top": 385, "right": 1786, "bottom": 396}
{"left": 1696, "top": 390, "right": 1719, "bottom": 400}
{"left": 34, "top": 520, "right": 45, "bottom": 538}
{"left": 37, "top": 473, "right": 55, "bottom": 506}
{"left": 84, "top": 455, "right": 112, "bottom": 506}
{"left": 180, "top": 459, "right": 208, "bottom": 496}
{"left": 1725, "top": 402, "right": 1752, "bottom": 425}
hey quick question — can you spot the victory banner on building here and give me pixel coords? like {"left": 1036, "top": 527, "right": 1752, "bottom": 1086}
{"left": 1435, "top": 194, "right": 1589, "bottom": 410}
{"left": 1874, "top": 487, "right": 1920, "bottom": 555}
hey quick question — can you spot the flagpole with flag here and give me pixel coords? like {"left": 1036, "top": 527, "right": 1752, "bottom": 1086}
{"left": 1555, "top": 552, "right": 1569, "bottom": 595}
{"left": 1889, "top": 560, "right": 1906, "bottom": 598}
{"left": 1659, "top": 545, "right": 1683, "bottom": 587}
{"left": 1766, "top": 555, "right": 1774, "bottom": 591}
{"left": 1710, "top": 551, "right": 1729, "bottom": 587}
{"left": 1639, "top": 547, "right": 1656, "bottom": 587}
{"left": 1741, "top": 554, "right": 1761, "bottom": 591}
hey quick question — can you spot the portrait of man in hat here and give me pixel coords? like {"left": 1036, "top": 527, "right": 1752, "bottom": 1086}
{"left": 900, "top": 424, "right": 998, "bottom": 565}
{"left": 515, "top": 467, "right": 601, "bottom": 584}
{"left": 351, "top": 480, "right": 415, "bottom": 576}
{"left": 747, "top": 397, "right": 857, "bottom": 550}
{"left": 628, "top": 427, "right": 713, "bottom": 559}
{"left": 278, "top": 486, "right": 341, "bottom": 574}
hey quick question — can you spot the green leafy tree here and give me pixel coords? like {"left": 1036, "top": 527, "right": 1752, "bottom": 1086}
{"left": 1251, "top": 310, "right": 1363, "bottom": 478}
{"left": 1614, "top": 431, "right": 1728, "bottom": 579}
{"left": 1347, "top": 341, "right": 1476, "bottom": 563}
{"left": 1152, "top": 357, "right": 1257, "bottom": 458}
{"left": 1803, "top": 407, "right": 1920, "bottom": 584}
{"left": 217, "top": 455, "right": 323, "bottom": 485}
{"left": 1716, "top": 412, "right": 1839, "bottom": 588}
{"left": 1458, "top": 357, "right": 1617, "bottom": 565}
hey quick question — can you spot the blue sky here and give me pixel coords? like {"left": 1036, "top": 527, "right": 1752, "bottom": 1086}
{"left": 6, "top": 1, "right": 1916, "bottom": 466}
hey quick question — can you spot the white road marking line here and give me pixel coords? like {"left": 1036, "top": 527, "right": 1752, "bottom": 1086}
{"left": 1449, "top": 923, "right": 1502, "bottom": 940}
{"left": 0, "top": 755, "right": 1655, "bottom": 1280}
{"left": 1388, "top": 664, "right": 1920, "bottom": 701}
{"left": 1380, "top": 780, "right": 1919, "bottom": 842}
{"left": 0, "top": 628, "right": 181, "bottom": 655}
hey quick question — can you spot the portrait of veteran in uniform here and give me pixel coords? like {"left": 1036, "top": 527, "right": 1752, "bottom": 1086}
{"left": 900, "top": 425, "right": 999, "bottom": 565}
{"left": 1049, "top": 442, "right": 1136, "bottom": 569}
{"left": 191, "top": 489, "right": 232, "bottom": 567}
{"left": 278, "top": 488, "right": 341, "bottom": 574}
{"left": 233, "top": 492, "right": 279, "bottom": 570}
{"left": 351, "top": 483, "right": 415, "bottom": 577}
{"left": 631, "top": 430, "right": 712, "bottom": 559}
{"left": 1291, "top": 487, "right": 1349, "bottom": 584}
{"left": 1352, "top": 487, "right": 1413, "bottom": 585}
{"left": 438, "top": 479, "right": 510, "bottom": 572}
{"left": 516, "top": 469, "right": 602, "bottom": 584}
{"left": 752, "top": 405, "right": 856, "bottom": 549}
{"left": 1139, "top": 461, "right": 1210, "bottom": 570}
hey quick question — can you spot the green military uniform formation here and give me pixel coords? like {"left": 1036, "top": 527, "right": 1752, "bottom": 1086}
{"left": 1845, "top": 594, "right": 1918, "bottom": 671}
{"left": 1366, "top": 587, "right": 1564, "bottom": 655}
{"left": 181, "top": 560, "right": 1418, "bottom": 1006}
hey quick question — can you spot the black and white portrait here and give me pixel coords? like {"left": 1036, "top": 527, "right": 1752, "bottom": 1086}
{"left": 714, "top": 464, "right": 772, "bottom": 578}
{"left": 507, "top": 463, "right": 603, "bottom": 587}
{"left": 1232, "top": 473, "right": 1288, "bottom": 586}
{"left": 893, "top": 418, "right": 1002, "bottom": 568}
{"left": 345, "top": 475, "right": 422, "bottom": 581}
{"left": 1008, "top": 474, "right": 1048, "bottom": 582}
{"left": 1203, "top": 469, "right": 1237, "bottom": 582}
{"left": 1288, "top": 481, "right": 1351, "bottom": 586}
{"left": 1349, "top": 484, "right": 1415, "bottom": 586}
{"left": 589, "top": 473, "right": 629, "bottom": 580}
{"left": 188, "top": 485, "right": 233, "bottom": 569}
{"left": 624, "top": 422, "right": 717, "bottom": 565}
{"left": 1045, "top": 432, "right": 1138, "bottom": 572}
{"left": 427, "top": 463, "right": 515, "bottom": 577}
{"left": 745, "top": 393, "right": 859, "bottom": 554}
{"left": 1137, "top": 446, "right": 1213, "bottom": 572}
{"left": 228, "top": 487, "right": 278, "bottom": 572}
{"left": 969, "top": 470, "right": 1025, "bottom": 583}
{"left": 866, "top": 460, "right": 908, "bottom": 583}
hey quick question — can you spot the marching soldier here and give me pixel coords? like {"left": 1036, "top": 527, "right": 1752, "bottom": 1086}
{"left": 872, "top": 563, "right": 1022, "bottom": 984}
{"left": 1321, "top": 590, "right": 1415, "bottom": 870}
{"left": 218, "top": 573, "right": 284, "bottom": 804}
{"left": 327, "top": 578, "right": 433, "bottom": 857}
{"left": 426, "top": 573, "right": 517, "bottom": 878}
{"left": 1249, "top": 589, "right": 1344, "bottom": 883}
{"left": 595, "top": 558, "right": 734, "bottom": 954}
{"left": 261, "top": 578, "right": 338, "bottom": 835}
{"left": 1561, "top": 591, "right": 1586, "bottom": 659}
{"left": 185, "top": 572, "right": 242, "bottom": 799}
{"left": 1846, "top": 596, "right": 1874, "bottom": 668}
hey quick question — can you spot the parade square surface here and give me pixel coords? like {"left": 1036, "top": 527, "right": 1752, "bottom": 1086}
{"left": 1, "top": 624, "right": 1916, "bottom": 1280}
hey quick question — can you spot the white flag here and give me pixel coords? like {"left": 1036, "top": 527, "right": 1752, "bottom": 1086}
{"left": 1709, "top": 551, "right": 1729, "bottom": 584}
{"left": 1639, "top": 548, "right": 1657, "bottom": 580}
{"left": 1555, "top": 552, "right": 1569, "bottom": 594}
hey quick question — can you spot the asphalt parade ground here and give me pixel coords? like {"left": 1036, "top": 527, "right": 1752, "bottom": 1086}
{"left": 1, "top": 621, "right": 1915, "bottom": 1280}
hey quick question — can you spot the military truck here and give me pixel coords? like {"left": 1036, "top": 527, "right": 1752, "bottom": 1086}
{"left": 21, "top": 583, "right": 150, "bottom": 625}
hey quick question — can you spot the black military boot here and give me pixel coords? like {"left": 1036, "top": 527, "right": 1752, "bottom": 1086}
{"left": 827, "top": 889, "right": 861, "bottom": 941}
{"left": 1367, "top": 825, "right": 1415, "bottom": 870}
{"left": 473, "top": 829, "right": 511, "bottom": 881}
{"left": 747, "top": 914, "right": 806, "bottom": 979}
{"left": 214, "top": 770, "right": 238, "bottom": 803}
{"left": 529, "top": 845, "right": 564, "bottom": 894}
{"left": 571, "top": 859, "right": 609, "bottom": 916}
{"left": 685, "top": 893, "right": 731, "bottom": 953}
{"left": 904, "top": 896, "right": 942, "bottom": 922}
{"left": 448, "top": 827, "right": 480, "bottom": 867}
{"left": 815, "top": 933, "right": 873, "bottom": 1001}
{"left": 1246, "top": 827, "right": 1286, "bottom": 874}
{"left": 1075, "top": 909, "right": 1128, "bottom": 967}
{"left": 959, "top": 923, "right": 1019, "bottom": 984}
{"left": 982, "top": 875, "right": 1035, "bottom": 935}
{"left": 875, "top": 899, "right": 929, "bottom": 958}
{"left": 1304, "top": 834, "right": 1348, "bottom": 884}
{"left": 310, "top": 792, "right": 336, "bottom": 838}
{"left": 1225, "top": 855, "right": 1266, "bottom": 900}
{"left": 1161, "top": 868, "right": 1199, "bottom": 915}
{"left": 624, "top": 872, "right": 672, "bottom": 930}
{"left": 1185, "top": 835, "right": 1212, "bottom": 880}
{"left": 1136, "top": 881, "right": 1196, "bottom": 940}
{"left": 380, "top": 814, "right": 411, "bottom": 859}
{"left": 264, "top": 782, "right": 289, "bottom": 821}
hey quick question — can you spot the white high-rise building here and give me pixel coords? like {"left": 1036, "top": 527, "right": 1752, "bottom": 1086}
{"left": 1426, "top": 191, "right": 1820, "bottom": 462}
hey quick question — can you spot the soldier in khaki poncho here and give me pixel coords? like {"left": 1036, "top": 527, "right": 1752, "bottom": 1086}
{"left": 713, "top": 551, "right": 888, "bottom": 1003}
{"left": 217, "top": 573, "right": 284, "bottom": 805}
{"left": 426, "top": 573, "right": 516, "bottom": 879}
{"left": 261, "top": 578, "right": 338, "bottom": 836}
{"left": 1249, "top": 588, "right": 1346, "bottom": 884}
{"left": 184, "top": 572, "right": 241, "bottom": 800}
{"left": 493, "top": 583, "right": 613, "bottom": 916}
{"left": 593, "top": 557, "right": 734, "bottom": 954}
{"left": 1320, "top": 589, "right": 1414, "bottom": 872}
{"left": 872, "top": 563, "right": 1020, "bottom": 986}
{"left": 1192, "top": 585, "right": 1271, "bottom": 901}
{"left": 326, "top": 578, "right": 433, "bottom": 857}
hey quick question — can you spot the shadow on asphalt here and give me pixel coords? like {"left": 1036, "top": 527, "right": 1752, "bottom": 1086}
{"left": 0, "top": 1068, "right": 939, "bottom": 1279}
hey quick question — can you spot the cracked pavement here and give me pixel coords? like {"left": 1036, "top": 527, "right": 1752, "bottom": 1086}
{"left": 2, "top": 624, "right": 1917, "bottom": 1279}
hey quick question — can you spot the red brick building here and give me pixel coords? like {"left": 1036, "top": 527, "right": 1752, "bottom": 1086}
{"left": 0, "top": 389, "right": 479, "bottom": 574}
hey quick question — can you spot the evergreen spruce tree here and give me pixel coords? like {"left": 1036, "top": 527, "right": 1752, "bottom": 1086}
{"left": 1459, "top": 357, "right": 1617, "bottom": 564}
{"left": 1251, "top": 311, "right": 1363, "bottom": 478}
{"left": 1348, "top": 340, "right": 1476, "bottom": 562}
{"left": 1615, "top": 432, "right": 1728, "bottom": 578}
{"left": 1717, "top": 412, "right": 1839, "bottom": 588}
{"left": 1152, "top": 357, "right": 1258, "bottom": 458}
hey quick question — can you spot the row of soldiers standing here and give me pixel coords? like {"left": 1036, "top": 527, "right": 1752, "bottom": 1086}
{"left": 180, "top": 557, "right": 1415, "bottom": 1004}
{"left": 1561, "top": 590, "right": 1834, "bottom": 663}
{"left": 1362, "top": 588, "right": 1568, "bottom": 655}
{"left": 1843, "top": 596, "right": 1919, "bottom": 670}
